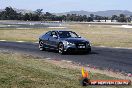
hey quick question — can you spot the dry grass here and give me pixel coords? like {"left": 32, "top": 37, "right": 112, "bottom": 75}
{"left": 0, "top": 23, "right": 132, "bottom": 48}
{"left": 1, "top": 51, "right": 130, "bottom": 88}
{"left": 0, "top": 28, "right": 51, "bottom": 42}
{"left": 67, "top": 24, "right": 132, "bottom": 48}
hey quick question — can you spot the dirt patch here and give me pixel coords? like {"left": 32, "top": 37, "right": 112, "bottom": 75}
{"left": 45, "top": 59, "right": 132, "bottom": 81}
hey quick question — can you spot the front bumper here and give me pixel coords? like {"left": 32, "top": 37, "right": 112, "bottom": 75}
{"left": 66, "top": 47, "right": 91, "bottom": 53}
{"left": 64, "top": 44, "right": 91, "bottom": 53}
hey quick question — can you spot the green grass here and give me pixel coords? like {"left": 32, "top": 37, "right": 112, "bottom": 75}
{"left": 0, "top": 51, "right": 131, "bottom": 88}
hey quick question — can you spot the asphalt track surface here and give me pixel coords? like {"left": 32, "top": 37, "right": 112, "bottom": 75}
{"left": 0, "top": 41, "right": 132, "bottom": 73}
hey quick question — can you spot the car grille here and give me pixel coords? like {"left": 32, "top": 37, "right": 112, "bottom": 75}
{"left": 75, "top": 42, "right": 86, "bottom": 49}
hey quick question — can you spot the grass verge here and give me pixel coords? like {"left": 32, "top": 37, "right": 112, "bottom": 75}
{"left": 67, "top": 24, "right": 132, "bottom": 48}
{"left": 0, "top": 51, "right": 131, "bottom": 88}
{"left": 0, "top": 28, "right": 51, "bottom": 42}
{"left": 1, "top": 23, "right": 132, "bottom": 48}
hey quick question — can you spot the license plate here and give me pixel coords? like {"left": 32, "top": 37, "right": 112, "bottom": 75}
{"left": 78, "top": 46, "right": 85, "bottom": 48}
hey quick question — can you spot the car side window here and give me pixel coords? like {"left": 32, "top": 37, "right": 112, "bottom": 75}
{"left": 69, "top": 32, "right": 78, "bottom": 38}
{"left": 42, "top": 31, "right": 51, "bottom": 38}
{"left": 51, "top": 31, "right": 58, "bottom": 37}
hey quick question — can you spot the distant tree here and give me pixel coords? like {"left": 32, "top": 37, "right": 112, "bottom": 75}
{"left": 111, "top": 15, "right": 118, "bottom": 22}
{"left": 68, "top": 14, "right": 77, "bottom": 21}
{"left": 1, "top": 7, "right": 19, "bottom": 20}
{"left": 103, "top": 16, "right": 108, "bottom": 22}
{"left": 17, "top": 12, "right": 23, "bottom": 20}
{"left": 130, "top": 15, "right": 132, "bottom": 18}
{"left": 45, "top": 12, "right": 52, "bottom": 16}
{"left": 61, "top": 15, "right": 66, "bottom": 21}
{"left": 78, "top": 15, "right": 83, "bottom": 22}
{"left": 23, "top": 13, "right": 30, "bottom": 21}
{"left": 35, "top": 9, "right": 43, "bottom": 20}
{"left": 66, "top": 14, "right": 71, "bottom": 21}
{"left": 95, "top": 15, "right": 101, "bottom": 22}
{"left": 0, "top": 12, "right": 2, "bottom": 20}
{"left": 0, "top": 6, "right": 131, "bottom": 22}
{"left": 111, "top": 15, "right": 118, "bottom": 20}
{"left": 118, "top": 14, "right": 127, "bottom": 22}
{"left": 87, "top": 17, "right": 93, "bottom": 22}
{"left": 130, "top": 15, "right": 132, "bottom": 22}
{"left": 35, "top": 9, "right": 43, "bottom": 16}
{"left": 90, "top": 14, "right": 94, "bottom": 21}
{"left": 82, "top": 15, "right": 87, "bottom": 21}
{"left": 126, "top": 17, "right": 131, "bottom": 22}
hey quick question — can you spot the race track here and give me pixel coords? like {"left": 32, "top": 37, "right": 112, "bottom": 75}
{"left": 0, "top": 41, "right": 132, "bottom": 73}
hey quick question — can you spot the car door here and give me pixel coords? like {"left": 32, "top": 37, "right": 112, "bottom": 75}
{"left": 48, "top": 31, "right": 59, "bottom": 49}
{"left": 41, "top": 31, "right": 51, "bottom": 48}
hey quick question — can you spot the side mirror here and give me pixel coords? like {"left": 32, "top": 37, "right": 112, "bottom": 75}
{"left": 53, "top": 35, "right": 58, "bottom": 39}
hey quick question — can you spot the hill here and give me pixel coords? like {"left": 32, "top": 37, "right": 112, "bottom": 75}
{"left": 55, "top": 10, "right": 132, "bottom": 16}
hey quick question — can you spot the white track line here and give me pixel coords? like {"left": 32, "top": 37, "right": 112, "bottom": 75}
{"left": 34, "top": 42, "right": 39, "bottom": 43}
{"left": 46, "top": 58, "right": 51, "bottom": 60}
{"left": 97, "top": 46, "right": 132, "bottom": 49}
{"left": 61, "top": 60, "right": 66, "bottom": 62}
{"left": 0, "top": 40, "right": 6, "bottom": 41}
{"left": 48, "top": 27, "right": 66, "bottom": 28}
{"left": 61, "top": 60, "right": 72, "bottom": 63}
{"left": 0, "top": 40, "right": 132, "bottom": 50}
{"left": 66, "top": 60, "right": 72, "bottom": 63}
{"left": 16, "top": 41, "right": 25, "bottom": 43}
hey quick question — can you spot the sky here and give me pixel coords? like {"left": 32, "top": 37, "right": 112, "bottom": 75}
{"left": 0, "top": 0, "right": 132, "bottom": 13}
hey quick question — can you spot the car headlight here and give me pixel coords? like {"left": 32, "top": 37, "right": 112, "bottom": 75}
{"left": 67, "top": 42, "right": 75, "bottom": 46}
{"left": 63, "top": 41, "right": 75, "bottom": 46}
{"left": 87, "top": 42, "right": 91, "bottom": 46}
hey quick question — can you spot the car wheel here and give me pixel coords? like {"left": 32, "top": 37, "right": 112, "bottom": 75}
{"left": 58, "top": 43, "right": 65, "bottom": 54}
{"left": 39, "top": 41, "right": 45, "bottom": 51}
{"left": 86, "top": 48, "right": 91, "bottom": 54}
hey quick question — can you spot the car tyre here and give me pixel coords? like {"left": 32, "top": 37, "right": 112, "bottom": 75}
{"left": 39, "top": 41, "right": 45, "bottom": 51}
{"left": 86, "top": 48, "right": 91, "bottom": 54}
{"left": 58, "top": 43, "right": 65, "bottom": 54}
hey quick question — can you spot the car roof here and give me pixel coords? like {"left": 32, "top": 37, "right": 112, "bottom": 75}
{"left": 52, "top": 30, "right": 72, "bottom": 32}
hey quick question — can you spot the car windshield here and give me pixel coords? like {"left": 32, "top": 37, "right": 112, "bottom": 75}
{"left": 58, "top": 31, "right": 80, "bottom": 38}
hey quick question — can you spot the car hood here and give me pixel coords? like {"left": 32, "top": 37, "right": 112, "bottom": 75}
{"left": 61, "top": 38, "right": 89, "bottom": 43}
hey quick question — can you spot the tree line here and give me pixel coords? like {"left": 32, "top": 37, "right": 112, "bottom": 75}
{"left": 0, "top": 7, "right": 132, "bottom": 22}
